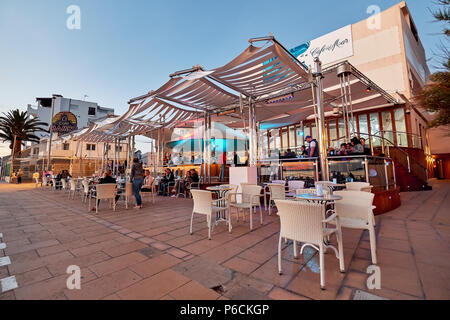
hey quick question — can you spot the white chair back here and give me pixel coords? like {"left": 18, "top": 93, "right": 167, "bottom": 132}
{"left": 346, "top": 182, "right": 372, "bottom": 192}
{"left": 220, "top": 184, "right": 238, "bottom": 202}
{"left": 42, "top": 177, "right": 48, "bottom": 187}
{"left": 268, "top": 184, "right": 286, "bottom": 200}
{"left": 82, "top": 180, "right": 89, "bottom": 193}
{"left": 275, "top": 200, "right": 325, "bottom": 245}
{"left": 125, "top": 183, "right": 133, "bottom": 197}
{"left": 288, "top": 180, "right": 305, "bottom": 191}
{"left": 334, "top": 190, "right": 375, "bottom": 222}
{"left": 241, "top": 184, "right": 262, "bottom": 205}
{"left": 271, "top": 180, "right": 285, "bottom": 185}
{"left": 69, "top": 180, "right": 76, "bottom": 191}
{"left": 96, "top": 184, "right": 116, "bottom": 200}
{"left": 191, "top": 190, "right": 213, "bottom": 215}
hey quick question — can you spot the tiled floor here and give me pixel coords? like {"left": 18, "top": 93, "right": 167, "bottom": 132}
{"left": 0, "top": 180, "right": 449, "bottom": 300}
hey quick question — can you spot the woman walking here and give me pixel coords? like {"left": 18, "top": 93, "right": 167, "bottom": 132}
{"left": 131, "top": 158, "right": 145, "bottom": 209}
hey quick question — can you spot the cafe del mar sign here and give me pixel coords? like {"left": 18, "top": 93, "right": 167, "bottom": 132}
{"left": 51, "top": 112, "right": 78, "bottom": 134}
{"left": 290, "top": 25, "right": 354, "bottom": 68}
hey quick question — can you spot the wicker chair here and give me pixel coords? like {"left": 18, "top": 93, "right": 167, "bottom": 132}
{"left": 334, "top": 190, "right": 377, "bottom": 264}
{"left": 68, "top": 180, "right": 79, "bottom": 199}
{"left": 190, "top": 190, "right": 230, "bottom": 240}
{"left": 89, "top": 184, "right": 116, "bottom": 214}
{"left": 229, "top": 184, "right": 263, "bottom": 231}
{"left": 275, "top": 200, "right": 345, "bottom": 290}
{"left": 346, "top": 182, "right": 373, "bottom": 193}
{"left": 141, "top": 177, "right": 156, "bottom": 204}
{"left": 81, "top": 180, "right": 90, "bottom": 203}
{"left": 117, "top": 183, "right": 133, "bottom": 209}
{"left": 267, "top": 184, "right": 286, "bottom": 215}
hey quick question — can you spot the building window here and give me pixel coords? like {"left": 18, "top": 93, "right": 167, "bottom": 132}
{"left": 370, "top": 113, "right": 381, "bottom": 147}
{"left": 381, "top": 111, "right": 394, "bottom": 146}
{"left": 358, "top": 114, "right": 369, "bottom": 141}
{"left": 87, "top": 144, "right": 96, "bottom": 151}
{"left": 394, "top": 108, "right": 407, "bottom": 147}
{"left": 282, "top": 128, "right": 288, "bottom": 151}
{"left": 116, "top": 146, "right": 123, "bottom": 152}
{"left": 289, "top": 126, "right": 296, "bottom": 150}
{"left": 88, "top": 107, "right": 96, "bottom": 116}
{"left": 296, "top": 125, "right": 305, "bottom": 147}
{"left": 63, "top": 143, "right": 70, "bottom": 151}
{"left": 33, "top": 148, "right": 39, "bottom": 155}
{"left": 329, "top": 120, "right": 337, "bottom": 148}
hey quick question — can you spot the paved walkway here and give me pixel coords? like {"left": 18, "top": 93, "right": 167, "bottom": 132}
{"left": 0, "top": 180, "right": 449, "bottom": 300}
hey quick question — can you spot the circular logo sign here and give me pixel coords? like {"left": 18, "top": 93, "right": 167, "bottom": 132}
{"left": 52, "top": 112, "right": 78, "bottom": 134}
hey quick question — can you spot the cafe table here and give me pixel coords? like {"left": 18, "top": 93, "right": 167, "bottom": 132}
{"left": 206, "top": 185, "right": 232, "bottom": 226}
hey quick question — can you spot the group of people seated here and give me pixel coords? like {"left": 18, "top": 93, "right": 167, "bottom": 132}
{"left": 157, "top": 168, "right": 199, "bottom": 197}
{"left": 328, "top": 137, "right": 371, "bottom": 156}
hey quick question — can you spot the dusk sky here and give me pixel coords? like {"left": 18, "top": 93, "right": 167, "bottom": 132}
{"left": 0, "top": 0, "right": 446, "bottom": 155}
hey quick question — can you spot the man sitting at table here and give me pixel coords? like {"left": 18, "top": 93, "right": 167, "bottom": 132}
{"left": 158, "top": 168, "right": 174, "bottom": 196}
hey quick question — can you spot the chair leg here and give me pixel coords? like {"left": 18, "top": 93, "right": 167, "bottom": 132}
{"left": 268, "top": 198, "right": 272, "bottom": 216}
{"left": 96, "top": 200, "right": 99, "bottom": 215}
{"left": 207, "top": 215, "right": 211, "bottom": 240}
{"left": 293, "top": 240, "right": 298, "bottom": 259}
{"left": 259, "top": 205, "right": 263, "bottom": 225}
{"left": 319, "top": 244, "right": 325, "bottom": 290}
{"left": 228, "top": 209, "right": 232, "bottom": 233}
{"left": 369, "top": 226, "right": 377, "bottom": 265}
{"left": 113, "top": 199, "right": 116, "bottom": 212}
{"left": 249, "top": 207, "right": 253, "bottom": 231}
{"left": 190, "top": 211, "right": 194, "bottom": 235}
{"left": 337, "top": 229, "right": 345, "bottom": 272}
{"left": 278, "top": 234, "right": 283, "bottom": 275}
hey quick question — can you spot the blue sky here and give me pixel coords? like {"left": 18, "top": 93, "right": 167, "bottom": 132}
{"left": 0, "top": 0, "right": 446, "bottom": 155}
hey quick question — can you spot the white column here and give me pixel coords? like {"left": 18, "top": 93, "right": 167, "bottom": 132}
{"left": 314, "top": 58, "right": 329, "bottom": 181}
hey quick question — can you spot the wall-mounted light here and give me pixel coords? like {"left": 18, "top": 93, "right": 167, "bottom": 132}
{"left": 366, "top": 87, "right": 372, "bottom": 93}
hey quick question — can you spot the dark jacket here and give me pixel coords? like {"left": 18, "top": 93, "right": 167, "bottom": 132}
{"left": 131, "top": 162, "right": 144, "bottom": 180}
{"left": 99, "top": 175, "right": 117, "bottom": 184}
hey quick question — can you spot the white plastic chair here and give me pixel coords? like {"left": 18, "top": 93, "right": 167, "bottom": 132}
{"left": 275, "top": 199, "right": 345, "bottom": 290}
{"left": 89, "top": 184, "right": 116, "bottom": 214}
{"left": 42, "top": 177, "right": 49, "bottom": 190}
{"left": 81, "top": 180, "right": 90, "bottom": 203}
{"left": 61, "top": 179, "right": 68, "bottom": 192}
{"left": 346, "top": 182, "right": 373, "bottom": 193}
{"left": 333, "top": 190, "right": 377, "bottom": 264}
{"left": 229, "top": 184, "right": 263, "bottom": 231}
{"left": 141, "top": 177, "right": 156, "bottom": 204}
{"left": 190, "top": 190, "right": 230, "bottom": 240}
{"left": 68, "top": 180, "right": 79, "bottom": 199}
{"left": 117, "top": 183, "right": 133, "bottom": 209}
{"left": 267, "top": 184, "right": 286, "bottom": 215}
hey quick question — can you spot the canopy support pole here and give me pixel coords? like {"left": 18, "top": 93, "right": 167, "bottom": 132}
{"left": 314, "top": 58, "right": 329, "bottom": 182}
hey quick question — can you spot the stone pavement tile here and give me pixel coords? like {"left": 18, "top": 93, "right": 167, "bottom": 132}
{"left": 166, "top": 234, "right": 204, "bottom": 248}
{"left": 14, "top": 274, "right": 69, "bottom": 300}
{"left": 0, "top": 291, "right": 16, "bottom": 300}
{"left": 141, "top": 226, "right": 174, "bottom": 237}
{"left": 223, "top": 257, "right": 260, "bottom": 275}
{"left": 167, "top": 248, "right": 190, "bottom": 259}
{"left": 335, "top": 286, "right": 354, "bottom": 300}
{"left": 250, "top": 256, "right": 302, "bottom": 288}
{"left": 150, "top": 242, "right": 172, "bottom": 251}
{"left": 5, "top": 239, "right": 60, "bottom": 256}
{"left": 416, "top": 262, "right": 450, "bottom": 300}
{"left": 70, "top": 239, "right": 122, "bottom": 257}
{"left": 200, "top": 244, "right": 244, "bottom": 264}
{"left": 227, "top": 233, "right": 266, "bottom": 250}
{"left": 172, "top": 256, "right": 234, "bottom": 289}
{"left": 64, "top": 268, "right": 142, "bottom": 300}
{"left": 84, "top": 232, "right": 120, "bottom": 244}
{"left": 89, "top": 252, "right": 148, "bottom": 277}
{"left": 375, "top": 248, "right": 417, "bottom": 270}
{"left": 377, "top": 264, "right": 423, "bottom": 297}
{"left": 102, "top": 293, "right": 122, "bottom": 300}
{"left": 36, "top": 239, "right": 91, "bottom": 257}
{"left": 127, "top": 232, "right": 143, "bottom": 239}
{"left": 8, "top": 250, "right": 75, "bottom": 275}
{"left": 224, "top": 273, "right": 274, "bottom": 297}
{"left": 14, "top": 267, "right": 53, "bottom": 287}
{"left": 138, "top": 237, "right": 156, "bottom": 245}
{"left": 129, "top": 253, "right": 182, "bottom": 278}
{"left": 102, "top": 241, "right": 148, "bottom": 258}
{"left": 377, "top": 237, "right": 412, "bottom": 253}
{"left": 117, "top": 269, "right": 191, "bottom": 300}
{"left": 169, "top": 280, "right": 220, "bottom": 300}
{"left": 160, "top": 295, "right": 174, "bottom": 300}
{"left": 153, "top": 233, "right": 176, "bottom": 242}
{"left": 47, "top": 251, "right": 111, "bottom": 276}
{"left": 268, "top": 287, "right": 311, "bottom": 300}
{"left": 287, "top": 269, "right": 340, "bottom": 300}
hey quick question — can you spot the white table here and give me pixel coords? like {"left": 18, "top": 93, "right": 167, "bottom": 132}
{"left": 206, "top": 186, "right": 232, "bottom": 227}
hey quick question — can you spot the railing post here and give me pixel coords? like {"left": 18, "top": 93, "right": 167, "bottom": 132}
{"left": 384, "top": 158, "right": 389, "bottom": 190}
{"left": 364, "top": 156, "right": 370, "bottom": 184}
{"left": 392, "top": 159, "right": 397, "bottom": 189}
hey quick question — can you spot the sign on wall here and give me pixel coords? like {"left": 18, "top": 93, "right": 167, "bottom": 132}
{"left": 290, "top": 25, "right": 354, "bottom": 68}
{"left": 52, "top": 112, "right": 78, "bottom": 134}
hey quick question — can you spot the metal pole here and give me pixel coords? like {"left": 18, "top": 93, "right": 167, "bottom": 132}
{"left": 47, "top": 96, "right": 56, "bottom": 170}
{"left": 364, "top": 156, "right": 370, "bottom": 183}
{"left": 314, "top": 58, "right": 329, "bottom": 181}
{"left": 384, "top": 159, "right": 389, "bottom": 190}
{"left": 10, "top": 134, "right": 17, "bottom": 181}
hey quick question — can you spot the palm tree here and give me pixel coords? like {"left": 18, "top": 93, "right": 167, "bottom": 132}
{"left": 0, "top": 109, "right": 48, "bottom": 157}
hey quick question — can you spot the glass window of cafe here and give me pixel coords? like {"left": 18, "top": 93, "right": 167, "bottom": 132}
{"left": 282, "top": 128, "right": 288, "bottom": 151}
{"left": 358, "top": 114, "right": 369, "bottom": 141}
{"left": 328, "top": 120, "right": 337, "bottom": 148}
{"left": 381, "top": 111, "right": 394, "bottom": 146}
{"left": 289, "top": 126, "right": 296, "bottom": 149}
{"left": 394, "top": 108, "right": 407, "bottom": 147}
